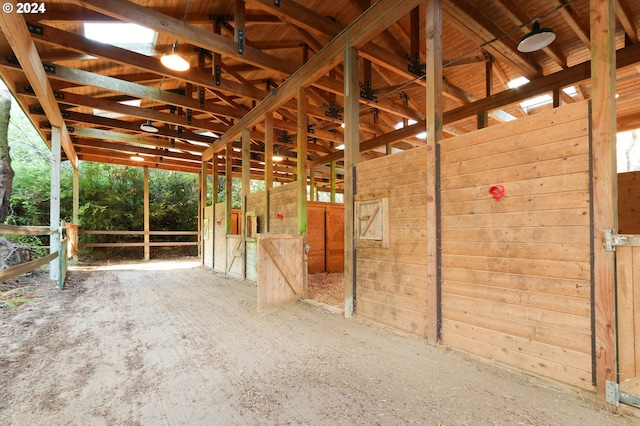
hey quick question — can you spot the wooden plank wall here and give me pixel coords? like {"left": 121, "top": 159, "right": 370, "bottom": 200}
{"left": 245, "top": 191, "right": 268, "bottom": 282}
{"left": 440, "top": 101, "right": 593, "bottom": 390}
{"left": 307, "top": 203, "right": 326, "bottom": 273}
{"left": 269, "top": 183, "right": 298, "bottom": 234}
{"left": 355, "top": 146, "right": 429, "bottom": 337}
{"left": 618, "top": 171, "right": 640, "bottom": 234}
{"left": 214, "top": 202, "right": 226, "bottom": 273}
{"left": 617, "top": 245, "right": 640, "bottom": 386}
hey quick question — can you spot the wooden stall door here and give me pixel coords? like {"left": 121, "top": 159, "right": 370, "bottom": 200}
{"left": 226, "top": 235, "right": 243, "bottom": 278}
{"left": 617, "top": 243, "right": 640, "bottom": 400}
{"left": 257, "top": 234, "right": 307, "bottom": 310}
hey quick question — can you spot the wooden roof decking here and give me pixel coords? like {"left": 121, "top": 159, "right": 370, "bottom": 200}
{"left": 0, "top": 0, "right": 639, "bottom": 191}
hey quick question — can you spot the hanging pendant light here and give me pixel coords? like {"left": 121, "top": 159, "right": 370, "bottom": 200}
{"left": 140, "top": 119, "right": 159, "bottom": 133}
{"left": 272, "top": 148, "right": 284, "bottom": 162}
{"left": 517, "top": 20, "right": 556, "bottom": 53}
{"left": 161, "top": 41, "right": 190, "bottom": 71}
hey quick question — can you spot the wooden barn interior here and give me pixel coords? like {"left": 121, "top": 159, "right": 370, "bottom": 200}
{"left": 2, "top": 0, "right": 640, "bottom": 412}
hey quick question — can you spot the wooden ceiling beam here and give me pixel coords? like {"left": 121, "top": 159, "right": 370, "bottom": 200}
{"left": 73, "top": 139, "right": 202, "bottom": 163}
{"left": 77, "top": 153, "right": 206, "bottom": 174}
{"left": 0, "top": 11, "right": 78, "bottom": 167}
{"left": 16, "top": 86, "right": 229, "bottom": 135}
{"left": 59, "top": 126, "right": 206, "bottom": 153}
{"left": 27, "top": 21, "right": 264, "bottom": 105}
{"left": 68, "top": 0, "right": 297, "bottom": 76}
{"left": 444, "top": 43, "right": 640, "bottom": 124}
{"left": 495, "top": 0, "right": 567, "bottom": 68}
{"left": 616, "top": 0, "right": 639, "bottom": 44}
{"left": 0, "top": 57, "right": 243, "bottom": 119}
{"left": 548, "top": 0, "right": 590, "bottom": 47}
{"left": 57, "top": 110, "right": 217, "bottom": 145}
{"left": 442, "top": 0, "right": 541, "bottom": 79}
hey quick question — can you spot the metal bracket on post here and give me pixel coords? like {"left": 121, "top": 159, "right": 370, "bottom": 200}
{"left": 603, "top": 229, "right": 640, "bottom": 251}
{"left": 606, "top": 380, "right": 620, "bottom": 406}
{"left": 604, "top": 229, "right": 615, "bottom": 251}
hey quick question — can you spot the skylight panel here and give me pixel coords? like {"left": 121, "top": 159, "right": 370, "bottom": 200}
{"left": 93, "top": 99, "right": 141, "bottom": 119}
{"left": 520, "top": 94, "right": 553, "bottom": 112}
{"left": 395, "top": 119, "right": 426, "bottom": 139}
{"left": 508, "top": 76, "right": 530, "bottom": 89}
{"left": 84, "top": 23, "right": 157, "bottom": 48}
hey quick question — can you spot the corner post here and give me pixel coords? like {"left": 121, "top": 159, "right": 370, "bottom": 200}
{"left": 49, "top": 126, "right": 61, "bottom": 281}
{"left": 344, "top": 42, "right": 360, "bottom": 319}
{"left": 590, "top": 0, "right": 617, "bottom": 406}
{"left": 425, "top": 0, "right": 443, "bottom": 343}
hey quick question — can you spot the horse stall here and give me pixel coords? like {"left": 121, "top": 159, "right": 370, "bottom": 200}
{"left": 212, "top": 202, "right": 243, "bottom": 275}
{"left": 354, "top": 101, "right": 595, "bottom": 391}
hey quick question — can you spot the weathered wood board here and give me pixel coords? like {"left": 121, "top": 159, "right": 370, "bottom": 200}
{"left": 355, "top": 145, "right": 429, "bottom": 337}
{"left": 440, "top": 101, "right": 593, "bottom": 390}
{"left": 257, "top": 234, "right": 307, "bottom": 310}
{"left": 226, "top": 235, "right": 243, "bottom": 278}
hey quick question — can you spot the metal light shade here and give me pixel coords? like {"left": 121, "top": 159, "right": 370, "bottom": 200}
{"left": 140, "top": 119, "right": 158, "bottom": 133}
{"left": 517, "top": 21, "right": 556, "bottom": 53}
{"left": 272, "top": 148, "right": 284, "bottom": 162}
{"left": 161, "top": 42, "right": 190, "bottom": 71}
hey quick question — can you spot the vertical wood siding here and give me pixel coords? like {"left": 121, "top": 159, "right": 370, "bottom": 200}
{"left": 355, "top": 146, "right": 429, "bottom": 337}
{"left": 440, "top": 101, "right": 593, "bottom": 390}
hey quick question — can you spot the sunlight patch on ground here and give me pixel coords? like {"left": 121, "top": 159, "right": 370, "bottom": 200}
{"left": 70, "top": 259, "right": 201, "bottom": 272}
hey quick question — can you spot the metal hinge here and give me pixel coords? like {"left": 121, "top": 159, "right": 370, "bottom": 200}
{"left": 606, "top": 380, "right": 640, "bottom": 408}
{"left": 603, "top": 229, "right": 640, "bottom": 251}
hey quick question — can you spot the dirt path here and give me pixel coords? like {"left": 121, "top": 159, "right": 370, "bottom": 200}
{"left": 1, "top": 259, "right": 638, "bottom": 425}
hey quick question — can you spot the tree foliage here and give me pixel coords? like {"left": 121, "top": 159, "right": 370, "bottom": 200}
{"left": 3, "top": 91, "right": 199, "bottom": 255}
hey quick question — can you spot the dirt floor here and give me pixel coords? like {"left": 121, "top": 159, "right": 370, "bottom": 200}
{"left": 1, "top": 259, "right": 639, "bottom": 425}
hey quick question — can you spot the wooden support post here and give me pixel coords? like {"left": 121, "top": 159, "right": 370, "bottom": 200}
{"left": 297, "top": 86, "right": 308, "bottom": 234}
{"left": 344, "top": 44, "right": 360, "bottom": 319}
{"left": 49, "top": 126, "right": 61, "bottom": 281}
{"left": 330, "top": 161, "right": 337, "bottom": 203}
{"left": 590, "top": 0, "right": 617, "bottom": 406}
{"left": 265, "top": 111, "right": 274, "bottom": 233}
{"left": 143, "top": 166, "right": 150, "bottom": 261}
{"left": 72, "top": 166, "right": 79, "bottom": 261}
{"left": 477, "top": 55, "right": 492, "bottom": 128}
{"left": 425, "top": 0, "right": 443, "bottom": 344}
{"left": 242, "top": 128, "right": 250, "bottom": 278}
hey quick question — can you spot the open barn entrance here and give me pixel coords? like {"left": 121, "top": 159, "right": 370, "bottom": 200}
{"left": 307, "top": 202, "right": 344, "bottom": 310}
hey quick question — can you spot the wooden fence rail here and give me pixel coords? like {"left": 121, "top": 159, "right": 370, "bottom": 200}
{"left": 0, "top": 223, "right": 73, "bottom": 289}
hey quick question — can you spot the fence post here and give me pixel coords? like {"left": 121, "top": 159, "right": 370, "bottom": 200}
{"left": 49, "top": 126, "right": 61, "bottom": 281}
